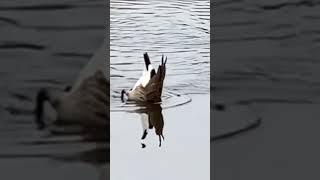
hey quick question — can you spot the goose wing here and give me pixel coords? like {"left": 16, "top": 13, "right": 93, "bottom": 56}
{"left": 71, "top": 42, "right": 107, "bottom": 93}
{"left": 143, "top": 55, "right": 166, "bottom": 102}
{"left": 62, "top": 70, "right": 108, "bottom": 128}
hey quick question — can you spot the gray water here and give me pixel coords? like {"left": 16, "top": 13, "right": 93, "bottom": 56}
{"left": 213, "top": 0, "right": 320, "bottom": 179}
{"left": 110, "top": 0, "right": 210, "bottom": 110}
{"left": 212, "top": 0, "right": 320, "bottom": 139}
{"left": 214, "top": 0, "right": 320, "bottom": 103}
{"left": 110, "top": 0, "right": 210, "bottom": 179}
{"left": 0, "top": 0, "right": 107, "bottom": 179}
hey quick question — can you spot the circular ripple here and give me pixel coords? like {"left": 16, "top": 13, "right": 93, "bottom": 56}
{"left": 110, "top": 88, "right": 191, "bottom": 112}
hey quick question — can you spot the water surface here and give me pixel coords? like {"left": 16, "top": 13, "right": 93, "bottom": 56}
{"left": 110, "top": 0, "right": 210, "bottom": 110}
{"left": 110, "top": 0, "right": 210, "bottom": 179}
{"left": 213, "top": 0, "right": 320, "bottom": 179}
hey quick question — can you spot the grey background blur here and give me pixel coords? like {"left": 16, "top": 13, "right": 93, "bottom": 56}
{"left": 0, "top": 0, "right": 109, "bottom": 179}
{"left": 212, "top": 0, "right": 320, "bottom": 179}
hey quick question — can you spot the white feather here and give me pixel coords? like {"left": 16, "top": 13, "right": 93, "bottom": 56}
{"left": 140, "top": 113, "right": 149, "bottom": 130}
{"left": 132, "top": 64, "right": 154, "bottom": 90}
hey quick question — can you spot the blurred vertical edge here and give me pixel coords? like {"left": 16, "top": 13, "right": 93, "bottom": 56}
{"left": 0, "top": 0, "right": 110, "bottom": 179}
{"left": 106, "top": 0, "right": 111, "bottom": 178}
{"left": 210, "top": 0, "right": 213, "bottom": 178}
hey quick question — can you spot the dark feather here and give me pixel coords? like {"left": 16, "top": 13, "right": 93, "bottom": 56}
{"left": 143, "top": 52, "right": 151, "bottom": 70}
{"left": 34, "top": 88, "right": 49, "bottom": 130}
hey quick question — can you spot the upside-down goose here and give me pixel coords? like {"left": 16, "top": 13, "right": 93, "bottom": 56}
{"left": 121, "top": 53, "right": 167, "bottom": 102}
{"left": 138, "top": 103, "right": 164, "bottom": 147}
{"left": 34, "top": 42, "right": 108, "bottom": 130}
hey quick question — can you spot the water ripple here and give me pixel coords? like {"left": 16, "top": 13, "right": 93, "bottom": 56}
{"left": 110, "top": 0, "right": 210, "bottom": 110}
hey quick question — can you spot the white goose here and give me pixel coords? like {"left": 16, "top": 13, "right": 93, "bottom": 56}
{"left": 121, "top": 53, "right": 167, "bottom": 102}
{"left": 34, "top": 41, "right": 108, "bottom": 130}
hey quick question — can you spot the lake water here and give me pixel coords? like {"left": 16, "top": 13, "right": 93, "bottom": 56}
{"left": 110, "top": 0, "right": 210, "bottom": 179}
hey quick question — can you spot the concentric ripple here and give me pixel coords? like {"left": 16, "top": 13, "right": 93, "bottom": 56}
{"left": 110, "top": 0, "right": 210, "bottom": 110}
{"left": 110, "top": 88, "right": 192, "bottom": 112}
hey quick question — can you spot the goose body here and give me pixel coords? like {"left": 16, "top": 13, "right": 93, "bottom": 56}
{"left": 122, "top": 53, "right": 167, "bottom": 102}
{"left": 132, "top": 64, "right": 155, "bottom": 91}
{"left": 35, "top": 42, "right": 108, "bottom": 130}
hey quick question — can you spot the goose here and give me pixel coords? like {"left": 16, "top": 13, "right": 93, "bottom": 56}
{"left": 130, "top": 103, "right": 164, "bottom": 147}
{"left": 121, "top": 53, "right": 167, "bottom": 102}
{"left": 138, "top": 103, "right": 164, "bottom": 147}
{"left": 34, "top": 42, "right": 108, "bottom": 131}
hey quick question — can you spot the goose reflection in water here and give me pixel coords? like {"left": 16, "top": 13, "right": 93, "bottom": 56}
{"left": 133, "top": 103, "right": 164, "bottom": 148}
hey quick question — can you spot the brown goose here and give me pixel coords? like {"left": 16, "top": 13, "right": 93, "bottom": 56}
{"left": 121, "top": 53, "right": 167, "bottom": 102}
{"left": 34, "top": 43, "right": 108, "bottom": 130}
